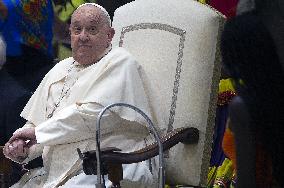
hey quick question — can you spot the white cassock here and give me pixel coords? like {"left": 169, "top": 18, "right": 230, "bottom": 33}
{"left": 10, "top": 47, "right": 157, "bottom": 188}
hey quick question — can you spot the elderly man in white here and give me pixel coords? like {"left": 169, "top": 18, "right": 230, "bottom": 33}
{"left": 3, "top": 3, "right": 156, "bottom": 188}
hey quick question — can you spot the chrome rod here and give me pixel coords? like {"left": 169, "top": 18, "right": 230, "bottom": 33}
{"left": 96, "top": 103, "right": 165, "bottom": 188}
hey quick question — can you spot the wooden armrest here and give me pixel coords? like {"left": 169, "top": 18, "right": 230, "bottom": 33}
{"left": 77, "top": 127, "right": 199, "bottom": 175}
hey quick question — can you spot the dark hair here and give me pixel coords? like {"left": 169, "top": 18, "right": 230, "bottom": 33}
{"left": 221, "top": 11, "right": 284, "bottom": 185}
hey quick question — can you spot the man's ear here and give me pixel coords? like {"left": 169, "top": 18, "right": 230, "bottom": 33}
{"left": 107, "top": 28, "right": 115, "bottom": 41}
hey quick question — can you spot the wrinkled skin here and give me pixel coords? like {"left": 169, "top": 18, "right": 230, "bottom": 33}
{"left": 3, "top": 127, "right": 36, "bottom": 162}
{"left": 3, "top": 138, "right": 28, "bottom": 163}
{"left": 70, "top": 5, "right": 115, "bottom": 65}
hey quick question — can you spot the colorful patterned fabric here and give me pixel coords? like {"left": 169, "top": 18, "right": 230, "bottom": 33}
{"left": 54, "top": 0, "right": 88, "bottom": 22}
{"left": 208, "top": 158, "right": 236, "bottom": 188}
{"left": 208, "top": 79, "right": 237, "bottom": 187}
{"left": 210, "top": 104, "right": 227, "bottom": 166}
{"left": 210, "top": 79, "right": 236, "bottom": 167}
{"left": 222, "top": 125, "right": 236, "bottom": 170}
{"left": 0, "top": 0, "right": 53, "bottom": 57}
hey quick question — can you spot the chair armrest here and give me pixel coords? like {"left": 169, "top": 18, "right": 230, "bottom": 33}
{"left": 78, "top": 127, "right": 199, "bottom": 175}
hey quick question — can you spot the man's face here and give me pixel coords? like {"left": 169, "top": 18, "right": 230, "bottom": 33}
{"left": 70, "top": 6, "right": 114, "bottom": 65}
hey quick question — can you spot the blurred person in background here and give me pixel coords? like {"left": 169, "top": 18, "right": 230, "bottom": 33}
{"left": 220, "top": 0, "right": 284, "bottom": 187}
{"left": 0, "top": 0, "right": 54, "bottom": 145}
{"left": 0, "top": 0, "right": 69, "bottom": 185}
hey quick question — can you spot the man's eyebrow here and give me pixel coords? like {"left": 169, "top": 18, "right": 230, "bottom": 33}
{"left": 71, "top": 21, "right": 80, "bottom": 25}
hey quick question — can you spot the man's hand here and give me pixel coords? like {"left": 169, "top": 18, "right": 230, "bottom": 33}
{"left": 3, "top": 128, "right": 37, "bottom": 162}
{"left": 3, "top": 139, "right": 28, "bottom": 162}
{"left": 9, "top": 127, "right": 37, "bottom": 146}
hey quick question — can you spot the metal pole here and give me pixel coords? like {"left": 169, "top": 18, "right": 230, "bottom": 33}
{"left": 96, "top": 103, "right": 165, "bottom": 188}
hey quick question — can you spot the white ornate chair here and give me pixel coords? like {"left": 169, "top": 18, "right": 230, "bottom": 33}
{"left": 111, "top": 0, "right": 225, "bottom": 186}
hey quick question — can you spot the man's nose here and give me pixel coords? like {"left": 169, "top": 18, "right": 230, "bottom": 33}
{"left": 79, "top": 29, "right": 89, "bottom": 42}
